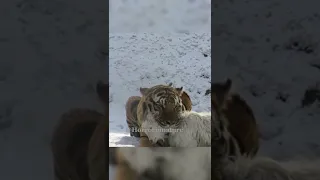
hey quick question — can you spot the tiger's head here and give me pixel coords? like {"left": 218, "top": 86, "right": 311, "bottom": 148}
{"left": 138, "top": 84, "right": 189, "bottom": 128}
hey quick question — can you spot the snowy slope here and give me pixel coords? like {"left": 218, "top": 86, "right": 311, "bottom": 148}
{"left": 0, "top": 0, "right": 107, "bottom": 179}
{"left": 110, "top": 0, "right": 211, "bottom": 33}
{"left": 109, "top": 33, "right": 211, "bottom": 147}
{"left": 109, "top": 1, "right": 211, "bottom": 178}
{"left": 213, "top": 0, "right": 320, "bottom": 160}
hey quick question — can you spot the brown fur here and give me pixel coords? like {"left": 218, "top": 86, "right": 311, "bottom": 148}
{"left": 212, "top": 79, "right": 259, "bottom": 157}
{"left": 113, "top": 148, "right": 137, "bottom": 180}
{"left": 51, "top": 108, "right": 103, "bottom": 180}
{"left": 125, "top": 96, "right": 141, "bottom": 137}
{"left": 87, "top": 81, "right": 108, "bottom": 179}
{"left": 137, "top": 135, "right": 153, "bottom": 147}
{"left": 51, "top": 81, "right": 108, "bottom": 180}
{"left": 223, "top": 94, "right": 260, "bottom": 156}
{"left": 212, "top": 78, "right": 232, "bottom": 111}
{"left": 181, "top": 91, "right": 192, "bottom": 111}
{"left": 87, "top": 120, "right": 106, "bottom": 180}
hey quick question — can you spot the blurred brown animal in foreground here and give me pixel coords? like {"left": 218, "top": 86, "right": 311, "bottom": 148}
{"left": 51, "top": 81, "right": 108, "bottom": 180}
{"left": 212, "top": 79, "right": 259, "bottom": 157}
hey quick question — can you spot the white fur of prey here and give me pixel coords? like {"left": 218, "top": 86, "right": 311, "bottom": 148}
{"left": 118, "top": 147, "right": 211, "bottom": 180}
{"left": 222, "top": 155, "right": 320, "bottom": 180}
{"left": 141, "top": 111, "right": 211, "bottom": 147}
{"left": 169, "top": 111, "right": 211, "bottom": 147}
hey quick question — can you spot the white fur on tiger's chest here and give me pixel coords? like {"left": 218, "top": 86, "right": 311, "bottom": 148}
{"left": 141, "top": 113, "right": 168, "bottom": 143}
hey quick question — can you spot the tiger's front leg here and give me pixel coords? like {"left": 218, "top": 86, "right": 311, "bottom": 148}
{"left": 139, "top": 137, "right": 154, "bottom": 147}
{"left": 139, "top": 137, "right": 170, "bottom": 147}
{"left": 138, "top": 132, "right": 154, "bottom": 147}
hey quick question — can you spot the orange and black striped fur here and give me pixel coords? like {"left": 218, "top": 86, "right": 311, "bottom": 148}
{"left": 51, "top": 81, "right": 108, "bottom": 180}
{"left": 125, "top": 96, "right": 141, "bottom": 137}
{"left": 212, "top": 79, "right": 259, "bottom": 158}
{"left": 124, "top": 84, "right": 192, "bottom": 147}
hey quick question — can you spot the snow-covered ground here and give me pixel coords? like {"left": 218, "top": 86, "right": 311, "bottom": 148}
{"left": 110, "top": 0, "right": 320, "bottom": 178}
{"left": 109, "top": 33, "right": 211, "bottom": 147}
{"left": 2, "top": 0, "right": 319, "bottom": 179}
{"left": 0, "top": 0, "right": 107, "bottom": 179}
{"left": 108, "top": 0, "right": 211, "bottom": 148}
{"left": 213, "top": 0, "right": 320, "bottom": 160}
{"left": 110, "top": 0, "right": 211, "bottom": 33}
{"left": 0, "top": 0, "right": 211, "bottom": 179}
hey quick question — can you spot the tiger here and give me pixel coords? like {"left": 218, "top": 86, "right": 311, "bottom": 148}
{"left": 211, "top": 78, "right": 260, "bottom": 158}
{"left": 110, "top": 78, "right": 260, "bottom": 179}
{"left": 51, "top": 81, "right": 108, "bottom": 180}
{"left": 110, "top": 89, "right": 243, "bottom": 179}
{"left": 137, "top": 84, "right": 193, "bottom": 146}
{"left": 124, "top": 83, "right": 192, "bottom": 147}
{"left": 110, "top": 97, "right": 254, "bottom": 180}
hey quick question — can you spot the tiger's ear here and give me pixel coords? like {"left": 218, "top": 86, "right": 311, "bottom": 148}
{"left": 211, "top": 78, "right": 233, "bottom": 111}
{"left": 219, "top": 78, "right": 233, "bottom": 109}
{"left": 175, "top": 87, "right": 183, "bottom": 96}
{"left": 140, "top": 87, "right": 149, "bottom": 96}
{"left": 96, "top": 81, "right": 108, "bottom": 105}
{"left": 223, "top": 78, "right": 232, "bottom": 94}
{"left": 181, "top": 91, "right": 192, "bottom": 111}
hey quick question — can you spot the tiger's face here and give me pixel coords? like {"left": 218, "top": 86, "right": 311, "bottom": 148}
{"left": 140, "top": 85, "right": 186, "bottom": 128}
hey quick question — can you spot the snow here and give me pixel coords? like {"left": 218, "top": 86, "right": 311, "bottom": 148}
{"left": 110, "top": 0, "right": 320, "bottom": 179}
{"left": 213, "top": 0, "right": 320, "bottom": 160}
{"left": 0, "top": 0, "right": 211, "bottom": 179}
{"left": 110, "top": 0, "right": 211, "bottom": 34}
{"left": 2, "top": 0, "right": 319, "bottom": 179}
{"left": 108, "top": 0, "right": 212, "bottom": 147}
{"left": 0, "top": 0, "right": 107, "bottom": 179}
{"left": 109, "top": 0, "right": 211, "bottom": 177}
{"left": 109, "top": 33, "right": 211, "bottom": 147}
